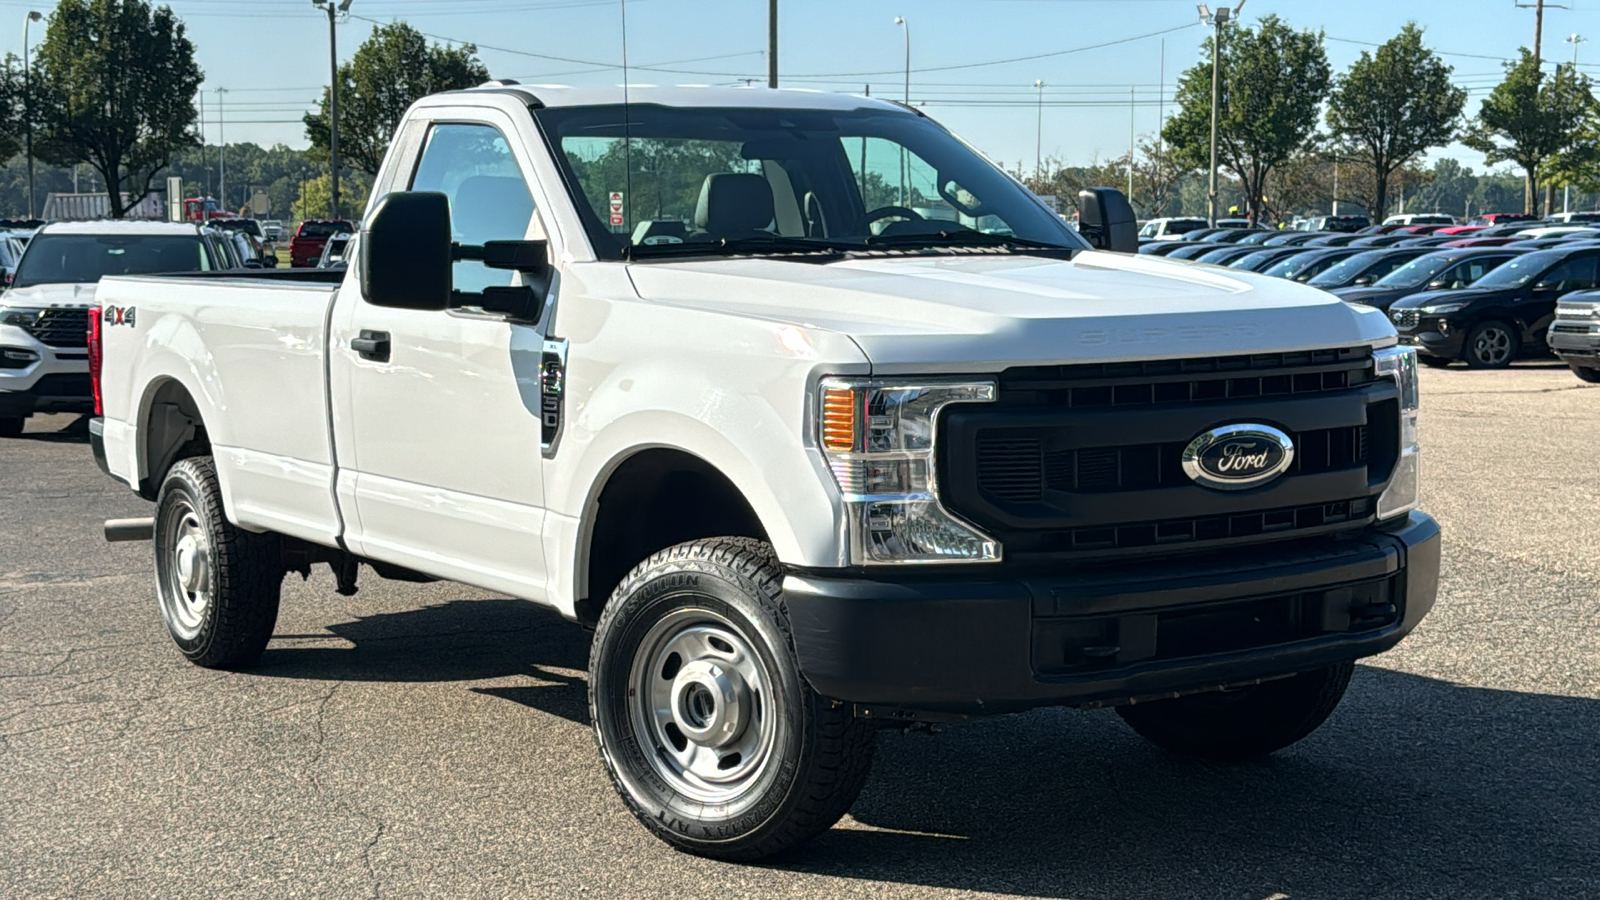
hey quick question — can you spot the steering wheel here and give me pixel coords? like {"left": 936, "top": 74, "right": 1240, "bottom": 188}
{"left": 864, "top": 206, "right": 925, "bottom": 229}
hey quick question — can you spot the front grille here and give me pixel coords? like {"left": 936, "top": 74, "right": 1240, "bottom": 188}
{"left": 1391, "top": 310, "right": 1420, "bottom": 329}
{"left": 1553, "top": 323, "right": 1592, "bottom": 334}
{"left": 997, "top": 346, "right": 1373, "bottom": 410}
{"left": 941, "top": 347, "right": 1396, "bottom": 563}
{"left": 22, "top": 307, "right": 89, "bottom": 348}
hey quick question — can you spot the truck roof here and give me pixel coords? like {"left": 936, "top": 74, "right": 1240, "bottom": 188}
{"left": 38, "top": 220, "right": 203, "bottom": 236}
{"left": 447, "top": 82, "right": 908, "bottom": 114}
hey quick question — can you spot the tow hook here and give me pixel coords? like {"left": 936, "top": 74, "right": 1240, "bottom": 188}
{"left": 104, "top": 518, "right": 155, "bottom": 543}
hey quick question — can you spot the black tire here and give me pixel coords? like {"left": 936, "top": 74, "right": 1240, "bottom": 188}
{"left": 589, "top": 537, "right": 875, "bottom": 861}
{"left": 0, "top": 417, "right": 22, "bottom": 437}
{"left": 1463, "top": 319, "right": 1519, "bottom": 369}
{"left": 1571, "top": 364, "right": 1600, "bottom": 384}
{"left": 1115, "top": 662, "right": 1354, "bottom": 760}
{"left": 153, "top": 457, "right": 283, "bottom": 669}
{"left": 1417, "top": 354, "right": 1452, "bottom": 369}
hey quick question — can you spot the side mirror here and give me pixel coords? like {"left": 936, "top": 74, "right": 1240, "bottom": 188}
{"left": 1426, "top": 279, "right": 1446, "bottom": 289}
{"left": 243, "top": 259, "right": 263, "bottom": 269}
{"left": 1353, "top": 275, "right": 1374, "bottom": 286}
{"left": 262, "top": 255, "right": 278, "bottom": 268}
{"left": 1076, "top": 187, "right": 1138, "bottom": 253}
{"left": 361, "top": 191, "right": 453, "bottom": 310}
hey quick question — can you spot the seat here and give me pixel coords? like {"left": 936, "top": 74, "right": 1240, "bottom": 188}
{"left": 694, "top": 173, "right": 775, "bottom": 240}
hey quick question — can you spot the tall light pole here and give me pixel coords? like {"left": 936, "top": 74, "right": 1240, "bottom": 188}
{"left": 215, "top": 87, "right": 229, "bottom": 214}
{"left": 24, "top": 10, "right": 42, "bottom": 220}
{"left": 768, "top": 0, "right": 778, "bottom": 88}
{"left": 1197, "top": 2, "right": 1242, "bottom": 226}
{"left": 1034, "top": 80, "right": 1045, "bottom": 180}
{"left": 313, "top": 0, "right": 352, "bottom": 220}
{"left": 1564, "top": 34, "right": 1585, "bottom": 213}
{"left": 894, "top": 16, "right": 910, "bottom": 205}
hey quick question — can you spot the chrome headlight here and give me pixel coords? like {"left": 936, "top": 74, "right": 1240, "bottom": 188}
{"left": 1418, "top": 302, "right": 1467, "bottom": 315}
{"left": 817, "top": 378, "right": 1000, "bottom": 564}
{"left": 1373, "top": 346, "right": 1420, "bottom": 521}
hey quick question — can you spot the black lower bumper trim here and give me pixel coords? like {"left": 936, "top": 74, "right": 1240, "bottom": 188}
{"left": 784, "top": 512, "right": 1441, "bottom": 715}
{"left": 89, "top": 417, "right": 111, "bottom": 477}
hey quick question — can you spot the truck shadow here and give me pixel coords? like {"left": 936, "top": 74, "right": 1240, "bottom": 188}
{"left": 256, "top": 597, "right": 593, "bottom": 726}
{"left": 781, "top": 666, "right": 1600, "bottom": 898}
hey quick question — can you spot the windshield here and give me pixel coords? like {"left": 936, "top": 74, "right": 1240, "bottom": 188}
{"left": 297, "top": 221, "right": 351, "bottom": 239}
{"left": 13, "top": 234, "right": 211, "bottom": 286}
{"left": 1264, "top": 251, "right": 1332, "bottom": 278}
{"left": 1374, "top": 252, "right": 1461, "bottom": 289}
{"left": 535, "top": 103, "right": 1086, "bottom": 260}
{"left": 1470, "top": 250, "right": 1564, "bottom": 289}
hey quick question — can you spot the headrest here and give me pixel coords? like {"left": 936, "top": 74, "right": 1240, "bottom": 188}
{"left": 693, "top": 173, "right": 774, "bottom": 236}
{"left": 452, "top": 176, "right": 533, "bottom": 244}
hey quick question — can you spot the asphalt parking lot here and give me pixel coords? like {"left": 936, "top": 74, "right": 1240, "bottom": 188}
{"left": 2, "top": 362, "right": 1596, "bottom": 899}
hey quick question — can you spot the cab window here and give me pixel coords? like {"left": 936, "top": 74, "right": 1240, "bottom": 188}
{"left": 410, "top": 122, "right": 535, "bottom": 292}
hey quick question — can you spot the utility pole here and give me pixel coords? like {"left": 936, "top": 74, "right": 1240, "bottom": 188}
{"left": 767, "top": 0, "right": 777, "bottom": 88}
{"left": 1034, "top": 80, "right": 1045, "bottom": 181}
{"left": 199, "top": 93, "right": 210, "bottom": 199}
{"left": 1534, "top": 0, "right": 1545, "bottom": 62}
{"left": 1128, "top": 86, "right": 1136, "bottom": 203}
{"left": 24, "top": 11, "right": 41, "bottom": 220}
{"left": 313, "top": 0, "right": 352, "bottom": 220}
{"left": 215, "top": 87, "right": 229, "bottom": 214}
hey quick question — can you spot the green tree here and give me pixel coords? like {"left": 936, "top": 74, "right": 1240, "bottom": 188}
{"left": 292, "top": 172, "right": 369, "bottom": 221}
{"left": 30, "top": 0, "right": 202, "bottom": 219}
{"left": 1163, "top": 14, "right": 1331, "bottom": 224}
{"left": 304, "top": 22, "right": 489, "bottom": 177}
{"left": 1326, "top": 24, "right": 1465, "bottom": 223}
{"left": 1462, "top": 49, "right": 1594, "bottom": 214}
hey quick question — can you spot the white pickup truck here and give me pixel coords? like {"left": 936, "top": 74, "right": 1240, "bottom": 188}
{"left": 90, "top": 84, "right": 1439, "bottom": 860}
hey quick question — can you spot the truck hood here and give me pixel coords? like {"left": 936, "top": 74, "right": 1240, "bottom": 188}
{"left": 1, "top": 282, "right": 98, "bottom": 308}
{"left": 626, "top": 251, "right": 1395, "bottom": 372}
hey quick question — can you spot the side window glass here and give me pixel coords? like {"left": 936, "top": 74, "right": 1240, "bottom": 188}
{"left": 410, "top": 123, "right": 534, "bottom": 293}
{"left": 843, "top": 136, "right": 957, "bottom": 231}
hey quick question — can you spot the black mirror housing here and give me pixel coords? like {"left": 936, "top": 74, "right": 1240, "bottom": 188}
{"left": 361, "top": 191, "right": 452, "bottom": 310}
{"left": 1076, "top": 188, "right": 1139, "bottom": 253}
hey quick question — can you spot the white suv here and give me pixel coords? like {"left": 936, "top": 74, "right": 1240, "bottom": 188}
{"left": 0, "top": 220, "right": 220, "bottom": 436}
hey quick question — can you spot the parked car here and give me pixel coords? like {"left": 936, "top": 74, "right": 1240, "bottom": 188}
{"left": 1261, "top": 231, "right": 1331, "bottom": 247}
{"left": 1213, "top": 217, "right": 1254, "bottom": 229}
{"left": 1191, "top": 245, "right": 1263, "bottom": 266}
{"left": 289, "top": 219, "right": 355, "bottom": 267}
{"left": 1305, "top": 233, "right": 1366, "bottom": 247}
{"left": 1349, "top": 234, "right": 1420, "bottom": 248}
{"left": 211, "top": 218, "right": 276, "bottom": 266}
{"left": 1227, "top": 246, "right": 1311, "bottom": 272}
{"left": 317, "top": 232, "right": 353, "bottom": 268}
{"left": 1545, "top": 288, "right": 1600, "bottom": 381}
{"left": 202, "top": 228, "right": 242, "bottom": 269}
{"left": 1332, "top": 248, "right": 1525, "bottom": 312}
{"left": 1539, "top": 211, "right": 1600, "bottom": 225}
{"left": 1388, "top": 243, "right": 1600, "bottom": 367}
{"left": 1505, "top": 236, "right": 1600, "bottom": 251}
{"left": 1138, "top": 216, "right": 1209, "bottom": 241}
{"left": 260, "top": 219, "right": 286, "bottom": 242}
{"left": 1260, "top": 247, "right": 1366, "bottom": 283}
{"left": 1439, "top": 236, "right": 1522, "bottom": 248}
{"left": 1468, "top": 212, "right": 1536, "bottom": 226}
{"left": 1303, "top": 215, "right": 1370, "bottom": 233}
{"left": 1164, "top": 242, "right": 1227, "bottom": 260}
{"left": 1197, "top": 227, "right": 1271, "bottom": 244}
{"left": 1381, "top": 213, "right": 1455, "bottom": 226}
{"left": 83, "top": 83, "right": 1437, "bottom": 860}
{"left": 1509, "top": 225, "right": 1600, "bottom": 241}
{"left": 1393, "top": 235, "right": 1462, "bottom": 248}
{"left": 0, "top": 221, "right": 220, "bottom": 435}
{"left": 1305, "top": 247, "right": 1436, "bottom": 291}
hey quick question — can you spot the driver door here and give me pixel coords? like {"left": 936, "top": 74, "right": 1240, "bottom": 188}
{"left": 332, "top": 113, "right": 553, "bottom": 600}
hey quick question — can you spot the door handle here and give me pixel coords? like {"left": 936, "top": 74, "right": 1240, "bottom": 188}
{"left": 351, "top": 330, "right": 391, "bottom": 362}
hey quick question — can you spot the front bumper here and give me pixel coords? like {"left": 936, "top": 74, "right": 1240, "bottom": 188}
{"left": 784, "top": 512, "right": 1440, "bottom": 716}
{"left": 1396, "top": 327, "right": 1462, "bottom": 359}
{"left": 1548, "top": 325, "right": 1600, "bottom": 362}
{"left": 0, "top": 323, "right": 92, "bottom": 417}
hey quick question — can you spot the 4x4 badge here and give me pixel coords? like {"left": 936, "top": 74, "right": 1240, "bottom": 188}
{"left": 1182, "top": 424, "right": 1295, "bottom": 491}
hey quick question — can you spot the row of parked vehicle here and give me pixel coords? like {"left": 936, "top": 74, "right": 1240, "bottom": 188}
{"left": 1133, "top": 216, "right": 1600, "bottom": 377}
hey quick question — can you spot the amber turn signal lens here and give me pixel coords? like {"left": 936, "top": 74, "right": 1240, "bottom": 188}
{"left": 821, "top": 387, "right": 858, "bottom": 451}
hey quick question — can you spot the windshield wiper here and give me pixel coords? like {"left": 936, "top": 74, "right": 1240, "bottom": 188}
{"left": 626, "top": 235, "right": 847, "bottom": 261}
{"left": 861, "top": 229, "right": 1074, "bottom": 254}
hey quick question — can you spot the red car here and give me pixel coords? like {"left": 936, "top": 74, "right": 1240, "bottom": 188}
{"left": 289, "top": 219, "right": 354, "bottom": 268}
{"left": 1469, "top": 212, "right": 1537, "bottom": 226}
{"left": 1440, "top": 236, "right": 1521, "bottom": 248}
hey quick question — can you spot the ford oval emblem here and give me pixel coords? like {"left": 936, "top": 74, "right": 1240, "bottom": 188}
{"left": 1181, "top": 424, "right": 1295, "bottom": 491}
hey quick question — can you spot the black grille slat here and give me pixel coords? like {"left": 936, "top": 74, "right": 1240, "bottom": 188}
{"left": 1391, "top": 310, "right": 1420, "bottom": 329}
{"left": 21, "top": 308, "right": 89, "bottom": 348}
{"left": 1012, "top": 497, "right": 1373, "bottom": 555}
{"left": 975, "top": 437, "right": 1043, "bottom": 502}
{"left": 1553, "top": 324, "right": 1591, "bottom": 333}
{"left": 1038, "top": 425, "right": 1369, "bottom": 494}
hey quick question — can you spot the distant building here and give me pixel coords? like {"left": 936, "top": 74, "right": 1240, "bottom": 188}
{"left": 41, "top": 192, "right": 166, "bottom": 221}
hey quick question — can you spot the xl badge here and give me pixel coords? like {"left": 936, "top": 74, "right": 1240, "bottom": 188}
{"left": 1181, "top": 424, "right": 1294, "bottom": 491}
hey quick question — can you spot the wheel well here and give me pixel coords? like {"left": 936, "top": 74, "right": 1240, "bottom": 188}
{"left": 579, "top": 449, "right": 769, "bottom": 625}
{"left": 140, "top": 379, "right": 211, "bottom": 500}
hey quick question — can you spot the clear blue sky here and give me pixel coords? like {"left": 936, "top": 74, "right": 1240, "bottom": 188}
{"left": 1, "top": 0, "right": 1595, "bottom": 173}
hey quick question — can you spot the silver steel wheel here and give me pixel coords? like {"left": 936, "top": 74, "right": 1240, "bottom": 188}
{"left": 1472, "top": 324, "right": 1513, "bottom": 365}
{"left": 627, "top": 608, "right": 778, "bottom": 805}
{"left": 156, "top": 497, "right": 212, "bottom": 642}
